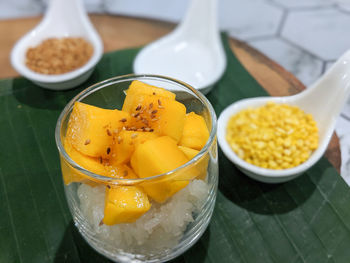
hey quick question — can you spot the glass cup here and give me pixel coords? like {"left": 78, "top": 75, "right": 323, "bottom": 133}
{"left": 55, "top": 74, "right": 218, "bottom": 262}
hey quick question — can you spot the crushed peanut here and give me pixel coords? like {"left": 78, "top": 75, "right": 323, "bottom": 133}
{"left": 25, "top": 37, "right": 93, "bottom": 75}
{"left": 226, "top": 102, "right": 319, "bottom": 169}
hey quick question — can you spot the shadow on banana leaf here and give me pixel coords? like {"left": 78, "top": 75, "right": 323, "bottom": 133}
{"left": 11, "top": 71, "right": 103, "bottom": 111}
{"left": 54, "top": 221, "right": 210, "bottom": 263}
{"left": 218, "top": 150, "right": 321, "bottom": 215}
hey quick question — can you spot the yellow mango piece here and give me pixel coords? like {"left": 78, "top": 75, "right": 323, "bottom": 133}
{"left": 131, "top": 136, "right": 198, "bottom": 203}
{"left": 178, "top": 146, "right": 199, "bottom": 159}
{"left": 60, "top": 155, "right": 98, "bottom": 187}
{"left": 66, "top": 102, "right": 130, "bottom": 158}
{"left": 64, "top": 138, "right": 108, "bottom": 177}
{"left": 105, "top": 163, "right": 138, "bottom": 180}
{"left": 122, "top": 80, "right": 176, "bottom": 112}
{"left": 103, "top": 186, "right": 151, "bottom": 225}
{"left": 179, "top": 112, "right": 210, "bottom": 150}
{"left": 178, "top": 146, "right": 209, "bottom": 181}
{"left": 126, "top": 95, "right": 186, "bottom": 142}
{"left": 63, "top": 138, "right": 138, "bottom": 185}
{"left": 110, "top": 130, "right": 158, "bottom": 165}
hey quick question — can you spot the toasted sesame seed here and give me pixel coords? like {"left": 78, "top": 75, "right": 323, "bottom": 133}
{"left": 107, "top": 147, "right": 111, "bottom": 155}
{"left": 131, "top": 133, "right": 138, "bottom": 139}
{"left": 149, "top": 103, "right": 153, "bottom": 109}
{"left": 117, "top": 136, "right": 123, "bottom": 144}
{"left": 158, "top": 105, "right": 164, "bottom": 109}
{"left": 134, "top": 112, "right": 140, "bottom": 118}
{"left": 106, "top": 129, "right": 112, "bottom": 136}
{"left": 142, "top": 119, "right": 149, "bottom": 125}
{"left": 119, "top": 118, "right": 127, "bottom": 122}
{"left": 149, "top": 128, "right": 154, "bottom": 132}
{"left": 131, "top": 113, "right": 136, "bottom": 117}
{"left": 145, "top": 127, "right": 151, "bottom": 132}
{"left": 151, "top": 110, "right": 158, "bottom": 114}
{"left": 107, "top": 185, "right": 111, "bottom": 189}
{"left": 84, "top": 139, "right": 91, "bottom": 145}
{"left": 135, "top": 105, "right": 142, "bottom": 111}
{"left": 151, "top": 118, "right": 159, "bottom": 122}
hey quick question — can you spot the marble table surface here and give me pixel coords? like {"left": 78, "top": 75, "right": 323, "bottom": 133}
{"left": 2, "top": 0, "right": 350, "bottom": 184}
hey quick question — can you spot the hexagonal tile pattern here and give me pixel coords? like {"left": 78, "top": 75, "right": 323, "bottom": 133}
{"left": 249, "top": 38, "right": 323, "bottom": 86}
{"left": 282, "top": 8, "right": 350, "bottom": 60}
{"left": 224, "top": 0, "right": 283, "bottom": 40}
{"left": 271, "top": 0, "right": 333, "bottom": 8}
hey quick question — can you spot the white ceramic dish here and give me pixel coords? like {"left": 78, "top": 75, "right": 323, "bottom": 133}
{"left": 10, "top": 0, "right": 103, "bottom": 90}
{"left": 217, "top": 50, "right": 350, "bottom": 183}
{"left": 133, "top": 0, "right": 226, "bottom": 95}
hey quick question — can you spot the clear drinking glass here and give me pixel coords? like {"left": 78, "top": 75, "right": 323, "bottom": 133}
{"left": 55, "top": 75, "right": 218, "bottom": 262}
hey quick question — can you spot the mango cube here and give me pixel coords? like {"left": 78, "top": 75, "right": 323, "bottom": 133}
{"left": 179, "top": 112, "right": 209, "bottom": 150}
{"left": 131, "top": 136, "right": 198, "bottom": 203}
{"left": 63, "top": 138, "right": 138, "bottom": 185}
{"left": 125, "top": 94, "right": 186, "bottom": 142}
{"left": 178, "top": 145, "right": 199, "bottom": 159}
{"left": 122, "top": 80, "right": 175, "bottom": 112}
{"left": 66, "top": 102, "right": 130, "bottom": 158}
{"left": 111, "top": 130, "right": 158, "bottom": 165}
{"left": 103, "top": 186, "right": 151, "bottom": 225}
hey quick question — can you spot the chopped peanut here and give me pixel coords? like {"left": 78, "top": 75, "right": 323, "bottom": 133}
{"left": 25, "top": 37, "right": 93, "bottom": 75}
{"left": 226, "top": 102, "right": 319, "bottom": 169}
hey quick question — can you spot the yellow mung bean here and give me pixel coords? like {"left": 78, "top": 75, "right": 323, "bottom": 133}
{"left": 226, "top": 102, "right": 318, "bottom": 169}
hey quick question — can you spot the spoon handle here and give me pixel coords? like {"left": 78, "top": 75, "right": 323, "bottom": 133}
{"left": 178, "top": 0, "right": 219, "bottom": 42}
{"left": 296, "top": 50, "right": 350, "bottom": 128}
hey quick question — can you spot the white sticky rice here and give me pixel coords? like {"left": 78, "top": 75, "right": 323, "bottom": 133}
{"left": 77, "top": 179, "right": 209, "bottom": 253}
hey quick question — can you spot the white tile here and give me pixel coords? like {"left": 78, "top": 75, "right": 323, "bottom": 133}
{"left": 337, "top": 3, "right": 350, "bottom": 11}
{"left": 335, "top": 115, "right": 350, "bottom": 182}
{"left": 223, "top": 0, "right": 283, "bottom": 40}
{"left": 85, "top": 0, "right": 104, "bottom": 13}
{"left": 248, "top": 38, "right": 323, "bottom": 86}
{"left": 325, "top": 61, "right": 335, "bottom": 72}
{"left": 334, "top": 0, "right": 350, "bottom": 11}
{"left": 271, "top": 0, "right": 333, "bottom": 8}
{"left": 282, "top": 8, "right": 350, "bottom": 60}
{"left": 104, "top": 0, "right": 188, "bottom": 23}
{"left": 0, "top": 0, "right": 44, "bottom": 19}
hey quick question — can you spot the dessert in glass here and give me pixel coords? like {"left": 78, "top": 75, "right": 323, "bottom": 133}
{"left": 55, "top": 75, "right": 218, "bottom": 262}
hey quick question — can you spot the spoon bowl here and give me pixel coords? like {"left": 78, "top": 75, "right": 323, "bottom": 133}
{"left": 217, "top": 50, "right": 350, "bottom": 183}
{"left": 11, "top": 0, "right": 103, "bottom": 90}
{"left": 133, "top": 0, "right": 226, "bottom": 94}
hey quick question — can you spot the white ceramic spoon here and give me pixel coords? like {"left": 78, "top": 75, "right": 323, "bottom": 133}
{"left": 11, "top": 0, "right": 103, "bottom": 90}
{"left": 133, "top": 0, "right": 226, "bottom": 94}
{"left": 217, "top": 50, "right": 350, "bottom": 183}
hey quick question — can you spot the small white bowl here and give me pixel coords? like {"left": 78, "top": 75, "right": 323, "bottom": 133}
{"left": 10, "top": 0, "right": 103, "bottom": 90}
{"left": 217, "top": 98, "right": 330, "bottom": 183}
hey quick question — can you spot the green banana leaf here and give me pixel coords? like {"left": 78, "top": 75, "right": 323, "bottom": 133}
{"left": 1, "top": 35, "right": 350, "bottom": 263}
